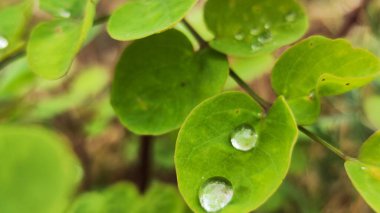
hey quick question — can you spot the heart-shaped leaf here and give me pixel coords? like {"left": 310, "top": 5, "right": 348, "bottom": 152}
{"left": 27, "top": 0, "right": 97, "bottom": 79}
{"left": 204, "top": 0, "right": 308, "bottom": 57}
{"left": 345, "top": 131, "right": 380, "bottom": 212}
{"left": 175, "top": 92, "right": 298, "bottom": 213}
{"left": 111, "top": 29, "right": 229, "bottom": 135}
{"left": 0, "top": 0, "right": 32, "bottom": 60}
{"left": 0, "top": 125, "right": 80, "bottom": 213}
{"left": 272, "top": 36, "right": 380, "bottom": 124}
{"left": 107, "top": 0, "right": 197, "bottom": 41}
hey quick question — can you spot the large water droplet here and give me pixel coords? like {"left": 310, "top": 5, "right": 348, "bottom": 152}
{"left": 234, "top": 32, "right": 244, "bottom": 41}
{"left": 230, "top": 124, "right": 258, "bottom": 151}
{"left": 0, "top": 36, "right": 9, "bottom": 50}
{"left": 199, "top": 177, "right": 233, "bottom": 212}
{"left": 258, "top": 30, "right": 272, "bottom": 44}
{"left": 58, "top": 9, "right": 71, "bottom": 18}
{"left": 285, "top": 11, "right": 296, "bottom": 22}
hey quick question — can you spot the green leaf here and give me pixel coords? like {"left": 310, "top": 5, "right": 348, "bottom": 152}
{"left": 272, "top": 36, "right": 380, "bottom": 124}
{"left": 69, "top": 182, "right": 185, "bottom": 213}
{"left": 0, "top": 0, "right": 33, "bottom": 60}
{"left": 364, "top": 96, "right": 380, "bottom": 129}
{"left": 345, "top": 131, "right": 380, "bottom": 212}
{"left": 0, "top": 125, "right": 81, "bottom": 213}
{"left": 27, "top": 0, "right": 96, "bottom": 79}
{"left": 204, "top": 0, "right": 308, "bottom": 57}
{"left": 40, "top": 0, "right": 87, "bottom": 18}
{"left": 111, "top": 29, "right": 229, "bottom": 135}
{"left": 107, "top": 0, "right": 197, "bottom": 41}
{"left": 175, "top": 92, "right": 298, "bottom": 213}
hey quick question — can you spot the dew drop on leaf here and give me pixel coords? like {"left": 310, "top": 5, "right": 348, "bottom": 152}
{"left": 0, "top": 36, "right": 9, "bottom": 49}
{"left": 230, "top": 124, "right": 258, "bottom": 151}
{"left": 264, "top": 23, "right": 271, "bottom": 29}
{"left": 285, "top": 11, "right": 297, "bottom": 22}
{"left": 58, "top": 9, "right": 71, "bottom": 18}
{"left": 258, "top": 30, "right": 272, "bottom": 44}
{"left": 250, "top": 28, "right": 260, "bottom": 36}
{"left": 199, "top": 177, "right": 233, "bottom": 212}
{"left": 234, "top": 32, "right": 245, "bottom": 41}
{"left": 251, "top": 42, "right": 262, "bottom": 51}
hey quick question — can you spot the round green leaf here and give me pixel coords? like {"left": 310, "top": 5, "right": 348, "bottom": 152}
{"left": 0, "top": 125, "right": 80, "bottom": 213}
{"left": 40, "top": 0, "right": 87, "bottom": 18}
{"left": 27, "top": 0, "right": 96, "bottom": 79}
{"left": 272, "top": 36, "right": 380, "bottom": 124}
{"left": 68, "top": 182, "right": 185, "bottom": 213}
{"left": 204, "top": 0, "right": 308, "bottom": 57}
{"left": 111, "top": 29, "right": 229, "bottom": 135}
{"left": 107, "top": 0, "right": 197, "bottom": 41}
{"left": 345, "top": 131, "right": 380, "bottom": 212}
{"left": 364, "top": 96, "right": 380, "bottom": 129}
{"left": 175, "top": 92, "right": 298, "bottom": 213}
{"left": 0, "top": 0, "right": 32, "bottom": 60}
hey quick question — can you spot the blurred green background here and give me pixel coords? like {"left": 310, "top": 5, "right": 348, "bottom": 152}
{"left": 1, "top": 0, "right": 380, "bottom": 212}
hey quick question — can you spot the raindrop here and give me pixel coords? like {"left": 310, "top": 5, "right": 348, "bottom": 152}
{"left": 258, "top": 30, "right": 272, "bottom": 44}
{"left": 251, "top": 42, "right": 262, "bottom": 51}
{"left": 58, "top": 9, "right": 71, "bottom": 18}
{"left": 361, "top": 166, "right": 367, "bottom": 171}
{"left": 230, "top": 124, "right": 258, "bottom": 151}
{"left": 285, "top": 11, "right": 297, "bottom": 22}
{"left": 0, "top": 36, "right": 9, "bottom": 50}
{"left": 264, "top": 23, "right": 271, "bottom": 29}
{"left": 199, "top": 177, "right": 233, "bottom": 212}
{"left": 234, "top": 32, "right": 245, "bottom": 41}
{"left": 250, "top": 28, "right": 260, "bottom": 36}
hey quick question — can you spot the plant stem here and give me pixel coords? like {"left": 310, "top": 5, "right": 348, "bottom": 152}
{"left": 229, "top": 69, "right": 271, "bottom": 110}
{"left": 0, "top": 15, "right": 110, "bottom": 71}
{"left": 182, "top": 19, "right": 208, "bottom": 49}
{"left": 298, "top": 126, "right": 352, "bottom": 161}
{"left": 138, "top": 136, "right": 152, "bottom": 193}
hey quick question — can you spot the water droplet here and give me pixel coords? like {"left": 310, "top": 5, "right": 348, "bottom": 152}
{"left": 230, "top": 124, "right": 258, "bottom": 151}
{"left": 199, "top": 177, "right": 233, "bottom": 212}
{"left": 250, "top": 28, "right": 260, "bottom": 35}
{"left": 58, "top": 9, "right": 71, "bottom": 18}
{"left": 0, "top": 36, "right": 9, "bottom": 50}
{"left": 285, "top": 11, "right": 297, "bottom": 22}
{"left": 264, "top": 23, "right": 271, "bottom": 29}
{"left": 251, "top": 42, "right": 262, "bottom": 51}
{"left": 258, "top": 30, "right": 272, "bottom": 44}
{"left": 234, "top": 32, "right": 244, "bottom": 41}
{"left": 361, "top": 166, "right": 367, "bottom": 171}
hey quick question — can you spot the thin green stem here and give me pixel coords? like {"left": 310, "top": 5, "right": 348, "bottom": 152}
{"left": 298, "top": 126, "right": 352, "bottom": 161}
{"left": 182, "top": 19, "right": 208, "bottom": 49}
{"left": 229, "top": 69, "right": 271, "bottom": 110}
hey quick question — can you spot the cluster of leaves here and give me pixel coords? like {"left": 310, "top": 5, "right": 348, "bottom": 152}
{"left": 1, "top": 0, "right": 380, "bottom": 213}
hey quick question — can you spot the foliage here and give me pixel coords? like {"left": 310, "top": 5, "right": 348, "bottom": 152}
{"left": 1, "top": 0, "right": 380, "bottom": 213}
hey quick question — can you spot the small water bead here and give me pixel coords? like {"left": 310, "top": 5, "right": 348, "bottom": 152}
{"left": 251, "top": 42, "right": 262, "bottom": 51}
{"left": 199, "top": 177, "right": 233, "bottom": 212}
{"left": 264, "top": 23, "right": 271, "bottom": 29}
{"left": 0, "top": 36, "right": 9, "bottom": 50}
{"left": 230, "top": 124, "right": 258, "bottom": 151}
{"left": 58, "top": 9, "right": 71, "bottom": 18}
{"left": 285, "top": 11, "right": 297, "bottom": 22}
{"left": 234, "top": 32, "right": 245, "bottom": 41}
{"left": 258, "top": 30, "right": 272, "bottom": 44}
{"left": 249, "top": 28, "right": 260, "bottom": 36}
